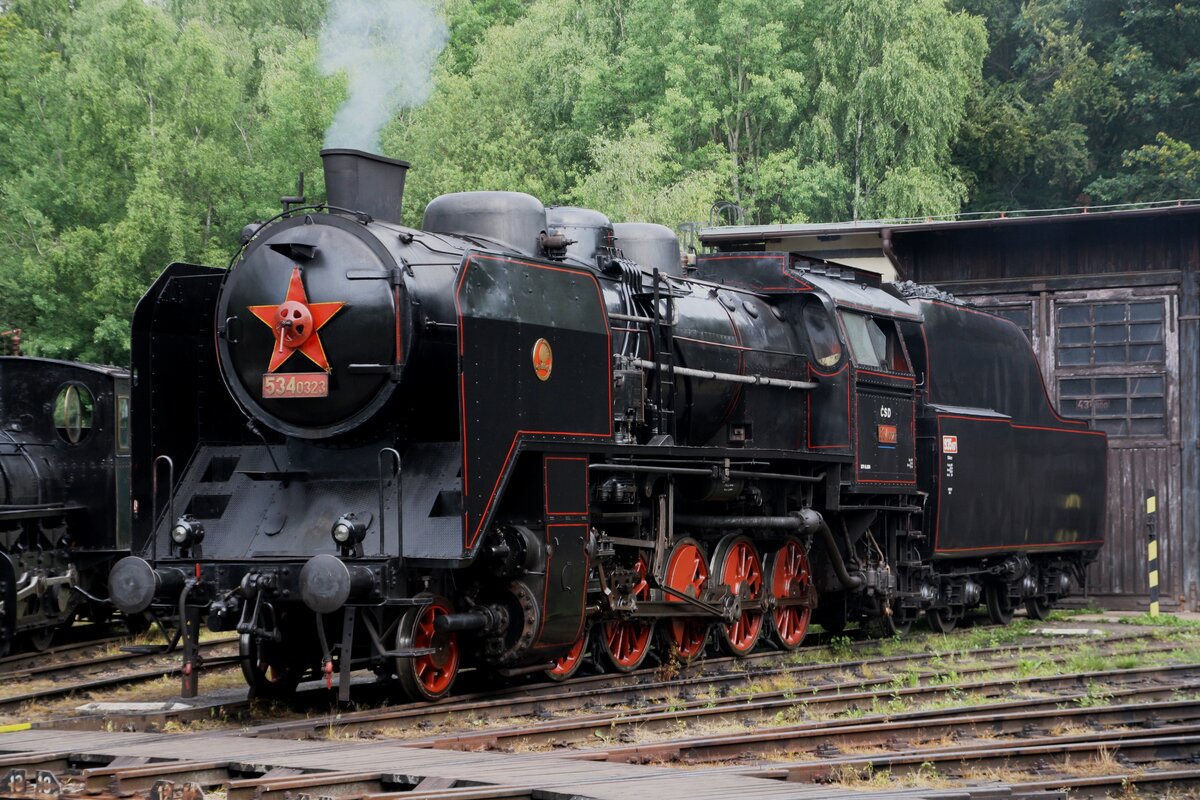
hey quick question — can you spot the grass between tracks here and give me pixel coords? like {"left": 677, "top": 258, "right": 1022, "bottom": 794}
{"left": 340, "top": 620, "right": 1200, "bottom": 753}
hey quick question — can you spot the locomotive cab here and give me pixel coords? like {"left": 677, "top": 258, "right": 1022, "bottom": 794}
{"left": 814, "top": 273, "right": 919, "bottom": 491}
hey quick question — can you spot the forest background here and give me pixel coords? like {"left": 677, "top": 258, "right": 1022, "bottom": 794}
{"left": 0, "top": 0, "right": 1196, "bottom": 363}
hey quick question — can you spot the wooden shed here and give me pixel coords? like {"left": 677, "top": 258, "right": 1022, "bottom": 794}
{"left": 699, "top": 203, "right": 1200, "bottom": 610}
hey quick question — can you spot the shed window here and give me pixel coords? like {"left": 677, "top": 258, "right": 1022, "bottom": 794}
{"left": 990, "top": 306, "right": 1033, "bottom": 342}
{"left": 1058, "top": 374, "right": 1166, "bottom": 437}
{"left": 1056, "top": 301, "right": 1164, "bottom": 367}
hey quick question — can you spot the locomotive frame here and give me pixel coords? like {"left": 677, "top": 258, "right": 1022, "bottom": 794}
{"left": 110, "top": 150, "right": 1106, "bottom": 700}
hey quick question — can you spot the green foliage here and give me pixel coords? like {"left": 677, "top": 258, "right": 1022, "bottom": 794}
{"left": 953, "top": 0, "right": 1199, "bottom": 210}
{"left": 801, "top": 0, "right": 986, "bottom": 220}
{"left": 1119, "top": 612, "right": 1200, "bottom": 629}
{"left": 1, "top": 0, "right": 1194, "bottom": 360}
{"left": 1088, "top": 133, "right": 1200, "bottom": 201}
{"left": 0, "top": 0, "right": 338, "bottom": 363}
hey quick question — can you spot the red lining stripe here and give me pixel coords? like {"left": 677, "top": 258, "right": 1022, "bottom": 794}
{"left": 934, "top": 412, "right": 1106, "bottom": 552}
{"left": 455, "top": 253, "right": 614, "bottom": 550}
{"left": 544, "top": 456, "right": 590, "bottom": 516}
{"left": 535, "top": 523, "right": 591, "bottom": 647}
{"left": 923, "top": 299, "right": 1090, "bottom": 429}
{"left": 806, "top": 362, "right": 851, "bottom": 449}
{"left": 936, "top": 540, "right": 1104, "bottom": 554}
{"left": 856, "top": 368, "right": 915, "bottom": 383}
{"left": 937, "top": 413, "right": 1105, "bottom": 437}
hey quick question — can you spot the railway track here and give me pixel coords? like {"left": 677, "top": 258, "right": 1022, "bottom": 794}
{"left": 0, "top": 639, "right": 239, "bottom": 716}
{"left": 48, "top": 623, "right": 1123, "bottom": 733}
{"left": 0, "top": 636, "right": 128, "bottom": 676}
{"left": 0, "top": 625, "right": 1196, "bottom": 798}
{"left": 241, "top": 630, "right": 1161, "bottom": 740}
{"left": 408, "top": 661, "right": 1200, "bottom": 754}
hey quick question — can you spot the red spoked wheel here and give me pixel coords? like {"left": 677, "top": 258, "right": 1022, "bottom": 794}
{"left": 765, "top": 536, "right": 812, "bottom": 651}
{"left": 599, "top": 556, "right": 653, "bottom": 672}
{"left": 660, "top": 538, "right": 710, "bottom": 664}
{"left": 711, "top": 535, "right": 764, "bottom": 656}
{"left": 395, "top": 596, "right": 460, "bottom": 701}
{"left": 545, "top": 628, "right": 588, "bottom": 681}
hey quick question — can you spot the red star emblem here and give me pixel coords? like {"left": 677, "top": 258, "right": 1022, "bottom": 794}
{"left": 248, "top": 267, "right": 345, "bottom": 373}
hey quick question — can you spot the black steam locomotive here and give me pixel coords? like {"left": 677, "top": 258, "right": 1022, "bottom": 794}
{"left": 110, "top": 150, "right": 1106, "bottom": 699}
{"left": 0, "top": 356, "right": 134, "bottom": 654}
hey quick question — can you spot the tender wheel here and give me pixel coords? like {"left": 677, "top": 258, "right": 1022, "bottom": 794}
{"left": 765, "top": 536, "right": 812, "bottom": 650}
{"left": 545, "top": 629, "right": 588, "bottom": 681}
{"left": 395, "top": 596, "right": 460, "bottom": 701}
{"left": 711, "top": 535, "right": 764, "bottom": 657}
{"left": 660, "top": 537, "right": 710, "bottom": 664}
{"left": 25, "top": 627, "right": 54, "bottom": 652}
{"left": 240, "top": 632, "right": 303, "bottom": 700}
{"left": 926, "top": 607, "right": 959, "bottom": 634}
{"left": 1025, "top": 596, "right": 1052, "bottom": 621}
{"left": 986, "top": 584, "right": 1015, "bottom": 625}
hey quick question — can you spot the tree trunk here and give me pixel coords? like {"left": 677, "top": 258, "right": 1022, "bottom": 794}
{"left": 852, "top": 113, "right": 864, "bottom": 221}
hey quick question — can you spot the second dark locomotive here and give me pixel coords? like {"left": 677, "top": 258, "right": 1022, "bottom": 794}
{"left": 110, "top": 150, "right": 1107, "bottom": 698}
{"left": 0, "top": 357, "right": 133, "bottom": 654}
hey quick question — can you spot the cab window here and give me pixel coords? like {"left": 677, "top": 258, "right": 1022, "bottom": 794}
{"left": 116, "top": 394, "right": 130, "bottom": 453}
{"left": 841, "top": 311, "right": 910, "bottom": 372}
{"left": 53, "top": 383, "right": 94, "bottom": 444}
{"left": 802, "top": 302, "right": 842, "bottom": 368}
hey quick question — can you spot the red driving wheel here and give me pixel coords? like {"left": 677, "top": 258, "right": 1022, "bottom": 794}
{"left": 766, "top": 536, "right": 812, "bottom": 650}
{"left": 661, "top": 538, "right": 710, "bottom": 663}
{"left": 395, "top": 596, "right": 460, "bottom": 701}
{"left": 712, "top": 535, "right": 764, "bottom": 656}
{"left": 545, "top": 628, "right": 588, "bottom": 681}
{"left": 599, "top": 555, "right": 653, "bottom": 672}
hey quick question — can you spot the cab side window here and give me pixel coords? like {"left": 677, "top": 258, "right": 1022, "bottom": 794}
{"left": 841, "top": 312, "right": 910, "bottom": 372}
{"left": 802, "top": 302, "right": 842, "bottom": 368}
{"left": 53, "top": 383, "right": 94, "bottom": 444}
{"left": 116, "top": 394, "right": 131, "bottom": 453}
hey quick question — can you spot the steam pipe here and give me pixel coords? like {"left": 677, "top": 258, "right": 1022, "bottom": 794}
{"left": 796, "top": 508, "right": 866, "bottom": 591}
{"left": 675, "top": 515, "right": 805, "bottom": 529}
{"left": 671, "top": 508, "right": 865, "bottom": 591}
{"left": 630, "top": 358, "right": 817, "bottom": 390}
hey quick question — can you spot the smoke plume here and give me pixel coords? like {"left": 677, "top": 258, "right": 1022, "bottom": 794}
{"left": 319, "top": 0, "right": 448, "bottom": 152}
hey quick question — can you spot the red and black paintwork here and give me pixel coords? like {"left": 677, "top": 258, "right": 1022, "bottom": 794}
{"left": 110, "top": 151, "right": 1106, "bottom": 700}
{"left": 0, "top": 357, "right": 133, "bottom": 654}
{"left": 901, "top": 300, "right": 1107, "bottom": 556}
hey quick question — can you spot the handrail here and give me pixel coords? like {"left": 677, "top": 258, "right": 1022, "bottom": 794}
{"left": 151, "top": 454, "right": 174, "bottom": 563}
{"left": 377, "top": 448, "right": 401, "bottom": 558}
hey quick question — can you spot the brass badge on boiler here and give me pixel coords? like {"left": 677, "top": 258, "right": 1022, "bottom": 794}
{"left": 532, "top": 338, "right": 553, "bottom": 381}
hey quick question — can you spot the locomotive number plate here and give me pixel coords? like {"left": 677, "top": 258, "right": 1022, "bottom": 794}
{"left": 262, "top": 373, "right": 329, "bottom": 399}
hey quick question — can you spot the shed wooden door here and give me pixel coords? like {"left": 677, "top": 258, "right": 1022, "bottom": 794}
{"left": 972, "top": 288, "right": 1181, "bottom": 609}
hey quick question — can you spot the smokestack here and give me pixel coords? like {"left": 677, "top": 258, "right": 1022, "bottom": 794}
{"left": 320, "top": 148, "right": 410, "bottom": 225}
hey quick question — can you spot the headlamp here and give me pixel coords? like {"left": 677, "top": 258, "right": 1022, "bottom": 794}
{"left": 170, "top": 515, "right": 204, "bottom": 547}
{"left": 331, "top": 513, "right": 367, "bottom": 547}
